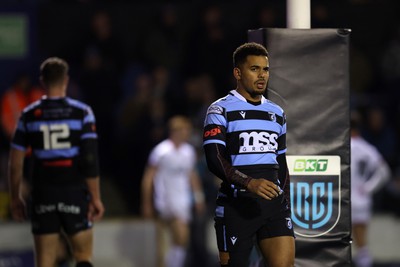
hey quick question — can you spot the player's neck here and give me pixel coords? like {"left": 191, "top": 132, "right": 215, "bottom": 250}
{"left": 170, "top": 138, "right": 184, "bottom": 148}
{"left": 247, "top": 99, "right": 261, "bottom": 106}
{"left": 235, "top": 87, "right": 262, "bottom": 102}
{"left": 46, "top": 86, "right": 66, "bottom": 98}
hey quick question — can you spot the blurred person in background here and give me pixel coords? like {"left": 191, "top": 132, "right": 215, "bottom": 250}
{"left": 78, "top": 9, "right": 124, "bottom": 178}
{"left": 141, "top": 115, "right": 205, "bottom": 267}
{"left": 183, "top": 4, "right": 238, "bottom": 98}
{"left": 141, "top": 4, "right": 184, "bottom": 73}
{"left": 1, "top": 72, "right": 44, "bottom": 140}
{"left": 0, "top": 72, "right": 44, "bottom": 220}
{"left": 351, "top": 111, "right": 391, "bottom": 267}
{"left": 361, "top": 106, "right": 397, "bottom": 168}
{"left": 8, "top": 57, "right": 104, "bottom": 267}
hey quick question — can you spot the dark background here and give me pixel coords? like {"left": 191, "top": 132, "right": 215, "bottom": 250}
{"left": 1, "top": 0, "right": 400, "bottom": 218}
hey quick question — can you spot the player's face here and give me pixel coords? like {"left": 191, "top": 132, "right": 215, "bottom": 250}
{"left": 235, "top": 55, "right": 269, "bottom": 101}
{"left": 170, "top": 121, "right": 192, "bottom": 143}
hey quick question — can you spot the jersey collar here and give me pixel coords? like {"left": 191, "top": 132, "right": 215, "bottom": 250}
{"left": 230, "top": 90, "right": 267, "bottom": 104}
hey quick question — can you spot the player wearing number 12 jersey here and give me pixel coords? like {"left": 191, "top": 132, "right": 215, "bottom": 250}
{"left": 8, "top": 57, "right": 104, "bottom": 267}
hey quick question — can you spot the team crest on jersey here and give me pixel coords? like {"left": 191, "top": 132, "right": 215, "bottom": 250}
{"left": 286, "top": 217, "right": 293, "bottom": 229}
{"left": 207, "top": 105, "right": 223, "bottom": 115}
{"left": 268, "top": 112, "right": 276, "bottom": 122}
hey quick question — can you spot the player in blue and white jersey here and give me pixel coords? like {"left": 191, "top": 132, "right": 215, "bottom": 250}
{"left": 8, "top": 57, "right": 104, "bottom": 267}
{"left": 203, "top": 42, "right": 295, "bottom": 267}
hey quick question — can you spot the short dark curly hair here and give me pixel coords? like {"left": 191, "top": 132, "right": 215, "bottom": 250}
{"left": 233, "top": 42, "right": 269, "bottom": 68}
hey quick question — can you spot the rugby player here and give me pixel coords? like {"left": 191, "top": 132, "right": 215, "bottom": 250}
{"left": 8, "top": 57, "right": 104, "bottom": 267}
{"left": 203, "top": 42, "right": 295, "bottom": 267}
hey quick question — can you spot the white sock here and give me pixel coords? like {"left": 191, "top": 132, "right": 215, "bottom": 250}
{"left": 355, "top": 246, "right": 373, "bottom": 267}
{"left": 166, "top": 245, "right": 186, "bottom": 267}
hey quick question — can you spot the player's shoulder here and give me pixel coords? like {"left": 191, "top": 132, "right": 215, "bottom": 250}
{"left": 22, "top": 98, "right": 42, "bottom": 114}
{"left": 65, "top": 97, "right": 92, "bottom": 111}
{"left": 206, "top": 92, "right": 238, "bottom": 116}
{"left": 153, "top": 139, "right": 174, "bottom": 153}
{"left": 263, "top": 98, "right": 285, "bottom": 116}
{"left": 352, "top": 136, "right": 381, "bottom": 157}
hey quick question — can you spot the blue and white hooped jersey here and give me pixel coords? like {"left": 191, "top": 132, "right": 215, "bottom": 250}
{"left": 203, "top": 90, "right": 286, "bottom": 171}
{"left": 11, "top": 96, "right": 99, "bottom": 185}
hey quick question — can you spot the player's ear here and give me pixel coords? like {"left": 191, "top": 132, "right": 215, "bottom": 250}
{"left": 233, "top": 67, "right": 241, "bottom": 80}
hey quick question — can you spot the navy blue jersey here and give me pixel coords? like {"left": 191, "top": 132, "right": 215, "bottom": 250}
{"left": 203, "top": 90, "right": 286, "bottom": 183}
{"left": 11, "top": 96, "right": 99, "bottom": 186}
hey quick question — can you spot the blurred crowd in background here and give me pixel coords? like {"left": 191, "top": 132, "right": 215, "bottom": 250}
{"left": 1, "top": 0, "right": 400, "bottom": 220}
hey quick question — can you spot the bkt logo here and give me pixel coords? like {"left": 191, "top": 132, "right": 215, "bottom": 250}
{"left": 290, "top": 177, "right": 340, "bottom": 237}
{"left": 239, "top": 131, "right": 278, "bottom": 153}
{"left": 294, "top": 159, "right": 328, "bottom": 172}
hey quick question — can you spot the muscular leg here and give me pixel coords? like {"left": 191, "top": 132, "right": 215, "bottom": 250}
{"left": 352, "top": 223, "right": 367, "bottom": 248}
{"left": 258, "top": 236, "right": 295, "bottom": 267}
{"left": 352, "top": 223, "right": 372, "bottom": 267}
{"left": 34, "top": 233, "right": 60, "bottom": 267}
{"left": 68, "top": 228, "right": 94, "bottom": 263}
{"left": 169, "top": 218, "right": 189, "bottom": 247}
{"left": 165, "top": 218, "right": 189, "bottom": 267}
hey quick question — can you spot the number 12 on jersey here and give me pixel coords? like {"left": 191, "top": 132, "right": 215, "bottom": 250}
{"left": 40, "top": 123, "right": 71, "bottom": 150}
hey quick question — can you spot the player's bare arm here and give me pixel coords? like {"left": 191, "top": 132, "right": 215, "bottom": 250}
{"left": 8, "top": 147, "right": 27, "bottom": 221}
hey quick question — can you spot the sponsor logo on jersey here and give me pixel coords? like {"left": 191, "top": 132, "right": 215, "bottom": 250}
{"left": 239, "top": 111, "right": 246, "bottom": 118}
{"left": 207, "top": 104, "right": 223, "bottom": 115}
{"left": 287, "top": 155, "right": 341, "bottom": 238}
{"left": 239, "top": 131, "right": 278, "bottom": 153}
{"left": 230, "top": 236, "right": 237, "bottom": 245}
{"left": 204, "top": 126, "right": 222, "bottom": 138}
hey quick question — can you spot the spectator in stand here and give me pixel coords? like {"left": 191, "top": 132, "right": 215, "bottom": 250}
{"left": 183, "top": 4, "right": 239, "bottom": 97}
{"left": 1, "top": 73, "right": 44, "bottom": 139}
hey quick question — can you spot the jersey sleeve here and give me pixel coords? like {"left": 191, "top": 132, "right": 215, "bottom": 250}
{"left": 148, "top": 143, "right": 162, "bottom": 167}
{"left": 79, "top": 106, "right": 100, "bottom": 177}
{"left": 10, "top": 114, "right": 28, "bottom": 151}
{"left": 203, "top": 104, "right": 227, "bottom": 147}
{"left": 203, "top": 104, "right": 253, "bottom": 188}
{"left": 277, "top": 112, "right": 287, "bottom": 155}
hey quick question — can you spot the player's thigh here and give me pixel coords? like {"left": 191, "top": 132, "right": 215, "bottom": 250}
{"left": 169, "top": 218, "right": 190, "bottom": 246}
{"left": 34, "top": 233, "right": 60, "bottom": 267}
{"left": 259, "top": 236, "right": 295, "bottom": 267}
{"left": 352, "top": 223, "right": 368, "bottom": 248}
{"left": 68, "top": 228, "right": 93, "bottom": 261}
{"left": 214, "top": 198, "right": 257, "bottom": 267}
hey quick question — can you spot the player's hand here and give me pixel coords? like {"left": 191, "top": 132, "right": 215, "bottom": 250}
{"left": 10, "top": 197, "right": 27, "bottom": 222}
{"left": 88, "top": 198, "right": 105, "bottom": 222}
{"left": 246, "top": 179, "right": 282, "bottom": 200}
